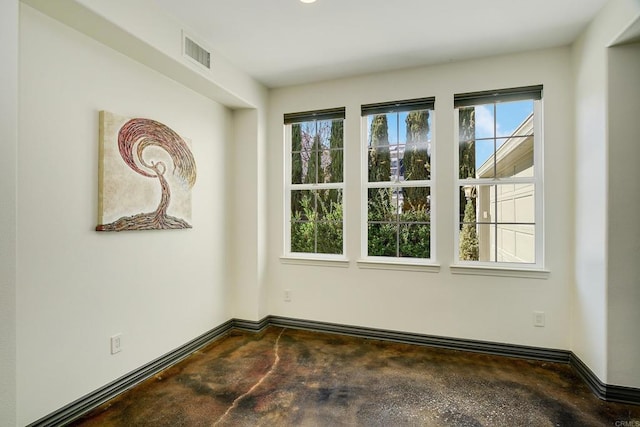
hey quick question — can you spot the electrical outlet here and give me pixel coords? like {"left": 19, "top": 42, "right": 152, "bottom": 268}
{"left": 110, "top": 333, "right": 122, "bottom": 354}
{"left": 284, "top": 289, "right": 292, "bottom": 302}
{"left": 533, "top": 311, "right": 545, "bottom": 327}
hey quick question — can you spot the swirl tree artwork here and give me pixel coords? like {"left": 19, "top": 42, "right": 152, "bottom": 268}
{"left": 97, "top": 112, "right": 197, "bottom": 232}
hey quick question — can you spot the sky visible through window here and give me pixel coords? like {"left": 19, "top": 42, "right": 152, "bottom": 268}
{"left": 474, "top": 100, "right": 533, "bottom": 168}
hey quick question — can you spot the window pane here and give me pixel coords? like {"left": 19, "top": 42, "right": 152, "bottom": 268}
{"left": 290, "top": 189, "right": 344, "bottom": 255}
{"left": 390, "top": 145, "right": 403, "bottom": 181}
{"left": 291, "top": 221, "right": 315, "bottom": 253}
{"left": 368, "top": 223, "right": 397, "bottom": 257}
{"left": 494, "top": 136, "right": 534, "bottom": 178}
{"left": 323, "top": 149, "right": 343, "bottom": 183}
{"left": 401, "top": 187, "right": 430, "bottom": 215}
{"left": 472, "top": 185, "right": 491, "bottom": 224}
{"left": 300, "top": 122, "right": 316, "bottom": 149}
{"left": 329, "top": 119, "right": 344, "bottom": 149}
{"left": 461, "top": 185, "right": 535, "bottom": 225}
{"left": 474, "top": 104, "right": 495, "bottom": 139}
{"left": 291, "top": 190, "right": 314, "bottom": 221}
{"left": 404, "top": 109, "right": 431, "bottom": 182}
{"left": 399, "top": 223, "right": 430, "bottom": 258}
{"left": 368, "top": 187, "right": 396, "bottom": 221}
{"left": 496, "top": 224, "right": 535, "bottom": 263}
{"left": 318, "top": 150, "right": 330, "bottom": 184}
{"left": 306, "top": 144, "right": 320, "bottom": 184}
{"left": 368, "top": 147, "right": 392, "bottom": 182}
{"left": 459, "top": 186, "right": 481, "bottom": 224}
{"left": 458, "top": 220, "right": 480, "bottom": 261}
{"left": 368, "top": 114, "right": 391, "bottom": 148}
{"left": 316, "top": 120, "right": 332, "bottom": 150}
{"left": 460, "top": 102, "right": 535, "bottom": 182}
{"left": 291, "top": 152, "right": 304, "bottom": 184}
{"left": 316, "top": 221, "right": 343, "bottom": 255}
{"left": 317, "top": 189, "right": 342, "bottom": 220}
{"left": 494, "top": 184, "right": 535, "bottom": 223}
{"left": 459, "top": 194, "right": 536, "bottom": 263}
{"left": 496, "top": 100, "right": 533, "bottom": 137}
{"left": 405, "top": 110, "right": 430, "bottom": 142}
{"left": 476, "top": 222, "right": 493, "bottom": 262}
{"left": 459, "top": 107, "right": 475, "bottom": 142}
{"left": 460, "top": 220, "right": 536, "bottom": 262}
{"left": 470, "top": 139, "right": 495, "bottom": 179}
{"left": 403, "top": 142, "right": 430, "bottom": 181}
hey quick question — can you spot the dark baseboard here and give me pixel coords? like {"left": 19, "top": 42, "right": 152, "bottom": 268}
{"left": 268, "top": 316, "right": 572, "bottom": 363}
{"left": 569, "top": 352, "right": 640, "bottom": 406}
{"left": 232, "top": 316, "right": 270, "bottom": 332}
{"left": 28, "top": 316, "right": 640, "bottom": 426}
{"left": 27, "top": 319, "right": 235, "bottom": 427}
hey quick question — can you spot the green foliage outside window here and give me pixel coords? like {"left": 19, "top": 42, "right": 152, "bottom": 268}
{"left": 291, "top": 191, "right": 343, "bottom": 254}
{"left": 368, "top": 206, "right": 430, "bottom": 258}
{"left": 459, "top": 199, "right": 479, "bottom": 261}
{"left": 458, "top": 107, "right": 479, "bottom": 260}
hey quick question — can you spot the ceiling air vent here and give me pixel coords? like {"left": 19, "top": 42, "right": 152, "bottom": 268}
{"left": 183, "top": 32, "right": 211, "bottom": 70}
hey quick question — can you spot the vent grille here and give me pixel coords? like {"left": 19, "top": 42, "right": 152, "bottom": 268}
{"left": 184, "top": 35, "right": 211, "bottom": 69}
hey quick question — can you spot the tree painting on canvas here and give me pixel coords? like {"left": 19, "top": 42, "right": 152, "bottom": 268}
{"left": 96, "top": 111, "right": 196, "bottom": 232}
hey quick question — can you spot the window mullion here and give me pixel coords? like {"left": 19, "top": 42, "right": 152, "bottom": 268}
{"left": 395, "top": 112, "right": 400, "bottom": 182}
{"left": 291, "top": 183, "right": 343, "bottom": 190}
{"left": 493, "top": 185, "right": 498, "bottom": 262}
{"left": 313, "top": 190, "right": 318, "bottom": 253}
{"left": 395, "top": 191, "right": 400, "bottom": 257}
{"left": 314, "top": 121, "right": 319, "bottom": 185}
{"left": 493, "top": 103, "right": 497, "bottom": 178}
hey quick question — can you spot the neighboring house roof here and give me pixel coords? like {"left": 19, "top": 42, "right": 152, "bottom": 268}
{"left": 477, "top": 113, "right": 534, "bottom": 179}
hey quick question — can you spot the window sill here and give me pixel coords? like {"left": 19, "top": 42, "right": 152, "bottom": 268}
{"left": 280, "top": 256, "right": 350, "bottom": 268}
{"left": 449, "top": 264, "right": 550, "bottom": 279}
{"left": 357, "top": 258, "right": 440, "bottom": 273}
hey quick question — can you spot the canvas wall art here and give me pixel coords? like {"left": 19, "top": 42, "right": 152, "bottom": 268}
{"left": 96, "top": 111, "right": 196, "bottom": 232}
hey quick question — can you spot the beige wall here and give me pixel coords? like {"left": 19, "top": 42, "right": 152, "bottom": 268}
{"left": 607, "top": 41, "right": 640, "bottom": 388}
{"left": 17, "top": 5, "right": 235, "bottom": 424}
{"left": 267, "top": 47, "right": 574, "bottom": 349}
{"left": 572, "top": 0, "right": 640, "bottom": 386}
{"left": 0, "top": 0, "right": 18, "bottom": 425}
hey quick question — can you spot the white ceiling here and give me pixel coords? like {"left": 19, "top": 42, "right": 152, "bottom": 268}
{"left": 153, "top": 0, "right": 609, "bottom": 88}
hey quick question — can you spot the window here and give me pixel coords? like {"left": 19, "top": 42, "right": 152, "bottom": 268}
{"left": 361, "top": 98, "right": 435, "bottom": 260}
{"left": 284, "top": 108, "right": 345, "bottom": 256}
{"left": 455, "top": 86, "right": 543, "bottom": 267}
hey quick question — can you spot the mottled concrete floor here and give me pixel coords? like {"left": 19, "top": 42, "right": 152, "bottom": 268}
{"left": 71, "top": 327, "right": 640, "bottom": 426}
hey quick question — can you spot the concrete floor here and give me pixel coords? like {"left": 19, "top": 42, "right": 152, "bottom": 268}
{"left": 71, "top": 327, "right": 640, "bottom": 426}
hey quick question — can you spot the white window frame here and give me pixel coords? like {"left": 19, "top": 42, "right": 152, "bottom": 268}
{"left": 283, "top": 108, "right": 347, "bottom": 264}
{"left": 452, "top": 86, "right": 546, "bottom": 275}
{"left": 359, "top": 98, "right": 439, "bottom": 271}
